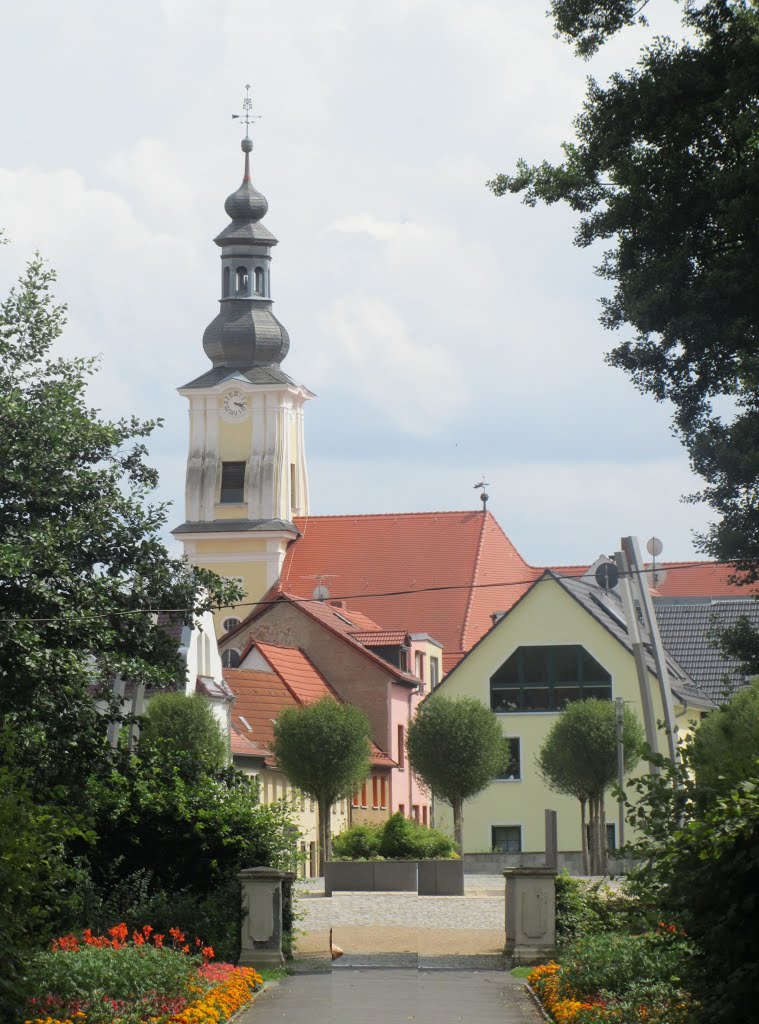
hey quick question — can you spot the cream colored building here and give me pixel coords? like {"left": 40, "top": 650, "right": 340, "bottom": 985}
{"left": 432, "top": 568, "right": 713, "bottom": 858}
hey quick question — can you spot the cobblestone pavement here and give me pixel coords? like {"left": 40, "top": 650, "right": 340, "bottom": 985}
{"left": 293, "top": 875, "right": 507, "bottom": 967}
{"left": 238, "top": 969, "right": 542, "bottom": 1024}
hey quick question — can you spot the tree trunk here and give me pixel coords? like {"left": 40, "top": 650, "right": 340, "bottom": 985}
{"left": 588, "top": 794, "right": 598, "bottom": 876}
{"left": 580, "top": 798, "right": 589, "bottom": 876}
{"left": 598, "top": 798, "right": 608, "bottom": 876}
{"left": 452, "top": 799, "right": 464, "bottom": 856}
{"left": 318, "top": 797, "right": 332, "bottom": 876}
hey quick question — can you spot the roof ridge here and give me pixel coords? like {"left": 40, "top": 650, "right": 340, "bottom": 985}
{"left": 293, "top": 510, "right": 499, "bottom": 522}
{"left": 460, "top": 513, "right": 489, "bottom": 652}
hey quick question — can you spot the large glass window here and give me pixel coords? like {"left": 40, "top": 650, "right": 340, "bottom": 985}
{"left": 490, "top": 645, "right": 611, "bottom": 713}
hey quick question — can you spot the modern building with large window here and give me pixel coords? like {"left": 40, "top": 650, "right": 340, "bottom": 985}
{"left": 430, "top": 567, "right": 713, "bottom": 861}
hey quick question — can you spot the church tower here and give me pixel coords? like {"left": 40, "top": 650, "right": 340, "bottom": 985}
{"left": 173, "top": 125, "right": 313, "bottom": 634}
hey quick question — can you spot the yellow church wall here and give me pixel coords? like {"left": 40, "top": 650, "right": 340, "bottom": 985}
{"left": 433, "top": 576, "right": 675, "bottom": 854}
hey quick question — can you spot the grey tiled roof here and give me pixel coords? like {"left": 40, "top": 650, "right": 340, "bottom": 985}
{"left": 172, "top": 518, "right": 299, "bottom": 536}
{"left": 654, "top": 600, "right": 759, "bottom": 701}
{"left": 552, "top": 572, "right": 713, "bottom": 709}
{"left": 180, "top": 364, "right": 297, "bottom": 390}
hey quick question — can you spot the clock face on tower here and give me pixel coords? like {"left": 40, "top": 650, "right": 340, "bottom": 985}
{"left": 222, "top": 389, "right": 249, "bottom": 421}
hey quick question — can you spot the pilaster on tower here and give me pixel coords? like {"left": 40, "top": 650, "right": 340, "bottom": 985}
{"left": 173, "top": 123, "right": 313, "bottom": 636}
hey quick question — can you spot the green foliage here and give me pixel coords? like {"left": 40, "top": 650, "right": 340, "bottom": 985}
{"left": 271, "top": 698, "right": 371, "bottom": 806}
{"left": 0, "top": 252, "right": 240, "bottom": 799}
{"left": 554, "top": 871, "right": 642, "bottom": 948}
{"left": 0, "top": 753, "right": 89, "bottom": 1023}
{"left": 27, "top": 945, "right": 198, "bottom": 1006}
{"left": 489, "top": 0, "right": 759, "bottom": 661}
{"left": 140, "top": 692, "right": 229, "bottom": 780}
{"left": 625, "top": 744, "right": 759, "bottom": 1024}
{"left": 407, "top": 695, "right": 505, "bottom": 851}
{"left": 536, "top": 700, "right": 643, "bottom": 873}
{"left": 271, "top": 697, "right": 371, "bottom": 867}
{"left": 332, "top": 814, "right": 458, "bottom": 860}
{"left": 332, "top": 823, "right": 383, "bottom": 859}
{"left": 558, "top": 930, "right": 695, "bottom": 1010}
{"left": 691, "top": 679, "right": 759, "bottom": 795}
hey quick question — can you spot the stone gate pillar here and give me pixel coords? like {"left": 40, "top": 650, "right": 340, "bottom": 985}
{"left": 503, "top": 867, "right": 557, "bottom": 962}
{"left": 238, "top": 866, "right": 287, "bottom": 967}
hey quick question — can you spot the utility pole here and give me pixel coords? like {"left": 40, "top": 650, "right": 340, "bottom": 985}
{"left": 613, "top": 548, "right": 659, "bottom": 774}
{"left": 621, "top": 536, "right": 679, "bottom": 766}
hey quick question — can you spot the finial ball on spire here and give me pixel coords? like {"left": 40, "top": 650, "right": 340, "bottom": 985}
{"left": 241, "top": 137, "right": 253, "bottom": 153}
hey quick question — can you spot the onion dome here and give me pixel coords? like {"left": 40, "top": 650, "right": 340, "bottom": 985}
{"left": 200, "top": 139, "right": 289, "bottom": 370}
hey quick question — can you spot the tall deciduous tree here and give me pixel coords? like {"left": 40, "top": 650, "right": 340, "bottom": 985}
{"left": 489, "top": 0, "right": 759, "bottom": 666}
{"left": 536, "top": 699, "right": 643, "bottom": 875}
{"left": 270, "top": 697, "right": 371, "bottom": 872}
{"left": 0, "top": 252, "right": 240, "bottom": 797}
{"left": 406, "top": 695, "right": 505, "bottom": 854}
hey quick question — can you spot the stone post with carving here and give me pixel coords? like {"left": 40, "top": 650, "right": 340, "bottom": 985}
{"left": 503, "top": 866, "right": 558, "bottom": 962}
{"left": 238, "top": 866, "right": 287, "bottom": 967}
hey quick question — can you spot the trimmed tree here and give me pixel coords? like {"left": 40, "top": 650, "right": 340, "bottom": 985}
{"left": 691, "top": 679, "right": 759, "bottom": 798}
{"left": 406, "top": 695, "right": 506, "bottom": 854}
{"left": 536, "top": 699, "right": 643, "bottom": 875}
{"left": 140, "top": 691, "right": 229, "bottom": 780}
{"left": 270, "top": 697, "right": 371, "bottom": 872}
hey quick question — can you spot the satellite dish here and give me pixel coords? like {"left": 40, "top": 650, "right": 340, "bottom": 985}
{"left": 312, "top": 584, "right": 330, "bottom": 601}
{"left": 646, "top": 537, "right": 663, "bottom": 557}
{"left": 594, "top": 562, "right": 619, "bottom": 592}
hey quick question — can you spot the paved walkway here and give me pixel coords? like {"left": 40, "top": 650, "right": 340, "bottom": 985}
{"left": 239, "top": 969, "right": 542, "bottom": 1024}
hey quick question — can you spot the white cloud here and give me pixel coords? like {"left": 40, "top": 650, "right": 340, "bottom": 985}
{"left": 320, "top": 296, "right": 465, "bottom": 436}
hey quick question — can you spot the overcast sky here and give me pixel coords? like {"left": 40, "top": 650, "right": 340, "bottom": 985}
{"left": 0, "top": 0, "right": 710, "bottom": 566}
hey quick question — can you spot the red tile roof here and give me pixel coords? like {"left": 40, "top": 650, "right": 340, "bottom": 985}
{"left": 255, "top": 641, "right": 340, "bottom": 705}
{"left": 224, "top": 656, "right": 395, "bottom": 770}
{"left": 650, "top": 561, "right": 758, "bottom": 598}
{"left": 280, "top": 511, "right": 540, "bottom": 672}
{"left": 350, "top": 630, "right": 409, "bottom": 646}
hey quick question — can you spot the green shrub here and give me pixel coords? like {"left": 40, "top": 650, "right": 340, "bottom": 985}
{"left": 332, "top": 814, "right": 457, "bottom": 860}
{"left": 332, "top": 823, "right": 383, "bottom": 859}
{"left": 558, "top": 929, "right": 695, "bottom": 1003}
{"left": 555, "top": 871, "right": 642, "bottom": 947}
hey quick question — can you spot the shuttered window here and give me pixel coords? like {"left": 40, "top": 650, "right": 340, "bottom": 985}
{"left": 220, "top": 462, "right": 246, "bottom": 503}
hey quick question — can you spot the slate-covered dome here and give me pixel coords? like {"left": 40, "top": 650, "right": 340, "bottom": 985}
{"left": 224, "top": 180, "right": 268, "bottom": 222}
{"left": 203, "top": 305, "right": 290, "bottom": 369}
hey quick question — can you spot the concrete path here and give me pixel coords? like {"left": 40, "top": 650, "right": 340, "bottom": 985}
{"left": 240, "top": 969, "right": 542, "bottom": 1024}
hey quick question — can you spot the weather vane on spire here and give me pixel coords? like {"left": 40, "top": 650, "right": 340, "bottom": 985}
{"left": 232, "top": 84, "right": 261, "bottom": 142}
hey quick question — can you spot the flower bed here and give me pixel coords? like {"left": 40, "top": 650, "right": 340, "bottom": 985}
{"left": 527, "top": 926, "right": 695, "bottom": 1024}
{"left": 24, "top": 925, "right": 264, "bottom": 1024}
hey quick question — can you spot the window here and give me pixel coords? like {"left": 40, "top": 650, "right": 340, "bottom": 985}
{"left": 422, "top": 805, "right": 428, "bottom": 826}
{"left": 352, "top": 791, "right": 359, "bottom": 808}
{"left": 430, "top": 656, "right": 440, "bottom": 688}
{"left": 380, "top": 776, "right": 387, "bottom": 808}
{"left": 397, "top": 724, "right": 405, "bottom": 768}
{"left": 290, "top": 463, "right": 297, "bottom": 512}
{"left": 399, "top": 648, "right": 409, "bottom": 672}
{"left": 414, "top": 651, "right": 425, "bottom": 681}
{"left": 236, "top": 266, "right": 249, "bottom": 295}
{"left": 223, "top": 266, "right": 231, "bottom": 297}
{"left": 221, "top": 649, "right": 240, "bottom": 668}
{"left": 398, "top": 804, "right": 405, "bottom": 817}
{"left": 606, "top": 823, "right": 616, "bottom": 852}
{"left": 412, "top": 804, "right": 419, "bottom": 822}
{"left": 496, "top": 737, "right": 521, "bottom": 780}
{"left": 361, "top": 783, "right": 367, "bottom": 808}
{"left": 220, "top": 462, "right": 246, "bottom": 504}
{"left": 254, "top": 266, "right": 265, "bottom": 294}
{"left": 372, "top": 776, "right": 379, "bottom": 808}
{"left": 222, "top": 617, "right": 241, "bottom": 633}
{"left": 492, "top": 825, "right": 522, "bottom": 853}
{"left": 490, "top": 645, "right": 611, "bottom": 713}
